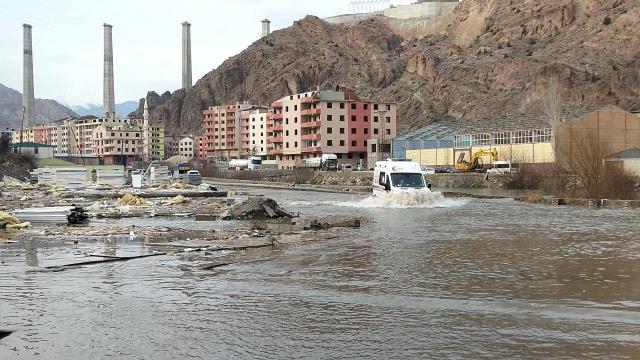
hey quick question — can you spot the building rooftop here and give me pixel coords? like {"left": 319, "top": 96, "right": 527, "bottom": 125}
{"left": 396, "top": 108, "right": 598, "bottom": 141}
{"left": 607, "top": 148, "right": 640, "bottom": 159}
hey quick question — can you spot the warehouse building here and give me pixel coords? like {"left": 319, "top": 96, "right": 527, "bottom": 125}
{"left": 394, "top": 106, "right": 640, "bottom": 168}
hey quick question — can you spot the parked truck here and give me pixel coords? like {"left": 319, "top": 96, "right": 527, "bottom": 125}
{"left": 302, "top": 154, "right": 338, "bottom": 171}
{"left": 228, "top": 156, "right": 262, "bottom": 170}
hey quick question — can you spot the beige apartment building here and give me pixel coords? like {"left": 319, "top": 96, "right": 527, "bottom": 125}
{"left": 178, "top": 136, "right": 195, "bottom": 158}
{"left": 201, "top": 103, "right": 267, "bottom": 160}
{"left": 49, "top": 117, "right": 132, "bottom": 156}
{"left": 268, "top": 88, "right": 398, "bottom": 169}
{"left": 92, "top": 124, "right": 143, "bottom": 166}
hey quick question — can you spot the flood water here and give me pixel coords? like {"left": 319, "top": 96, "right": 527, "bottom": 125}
{"left": 1, "top": 187, "right": 640, "bottom": 359}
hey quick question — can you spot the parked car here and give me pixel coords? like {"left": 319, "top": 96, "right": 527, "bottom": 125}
{"left": 340, "top": 164, "right": 354, "bottom": 172}
{"left": 435, "top": 166, "right": 455, "bottom": 174}
{"left": 421, "top": 167, "right": 436, "bottom": 174}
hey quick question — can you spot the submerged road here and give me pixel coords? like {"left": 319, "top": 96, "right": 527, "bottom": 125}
{"left": 1, "top": 187, "right": 639, "bottom": 359}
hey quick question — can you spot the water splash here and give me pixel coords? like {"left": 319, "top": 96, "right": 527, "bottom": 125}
{"left": 341, "top": 191, "right": 455, "bottom": 208}
{"left": 289, "top": 191, "right": 467, "bottom": 209}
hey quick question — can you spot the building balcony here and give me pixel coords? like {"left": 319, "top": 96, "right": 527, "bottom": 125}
{"left": 272, "top": 101, "right": 283, "bottom": 109}
{"left": 269, "top": 112, "right": 283, "bottom": 120}
{"left": 267, "top": 136, "right": 283, "bottom": 143}
{"left": 301, "top": 133, "right": 321, "bottom": 141}
{"left": 301, "top": 146, "right": 321, "bottom": 154}
{"left": 270, "top": 148, "right": 283, "bottom": 155}
{"left": 301, "top": 121, "right": 321, "bottom": 129}
{"left": 301, "top": 108, "right": 320, "bottom": 116}
{"left": 267, "top": 125, "right": 283, "bottom": 132}
{"left": 301, "top": 96, "right": 316, "bottom": 104}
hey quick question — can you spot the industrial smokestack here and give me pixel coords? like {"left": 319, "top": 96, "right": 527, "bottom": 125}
{"left": 103, "top": 23, "right": 115, "bottom": 119}
{"left": 182, "top": 22, "right": 192, "bottom": 90}
{"left": 23, "top": 24, "right": 35, "bottom": 128}
{"left": 261, "top": 19, "right": 271, "bottom": 37}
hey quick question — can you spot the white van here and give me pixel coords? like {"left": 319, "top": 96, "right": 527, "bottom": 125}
{"left": 373, "top": 159, "right": 432, "bottom": 196}
{"left": 487, "top": 161, "right": 519, "bottom": 174}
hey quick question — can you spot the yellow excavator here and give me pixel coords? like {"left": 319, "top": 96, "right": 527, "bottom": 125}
{"left": 455, "top": 148, "right": 498, "bottom": 172}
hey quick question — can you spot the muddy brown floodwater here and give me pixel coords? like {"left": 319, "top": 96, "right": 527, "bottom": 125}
{"left": 1, "top": 187, "right": 640, "bottom": 359}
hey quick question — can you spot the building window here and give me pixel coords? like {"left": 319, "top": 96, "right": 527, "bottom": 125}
{"left": 327, "top": 115, "right": 333, "bottom": 121}
{"left": 294, "top": 129, "right": 298, "bottom": 135}
{"left": 286, "top": 142, "right": 289, "bottom": 148}
{"left": 351, "top": 116, "right": 356, "bottom": 122}
{"left": 294, "top": 117, "right": 298, "bottom": 123}
{"left": 351, "top": 140, "right": 357, "bottom": 146}
{"left": 327, "top": 140, "right": 333, "bottom": 146}
{"left": 339, "top": 128, "right": 345, "bottom": 134}
{"left": 327, "top": 102, "right": 333, "bottom": 108}
{"left": 285, "top": 106, "right": 289, "bottom": 111}
{"left": 327, "top": 128, "right": 333, "bottom": 134}
{"left": 340, "top": 140, "right": 345, "bottom": 146}
{"left": 386, "top": 105, "right": 391, "bottom": 111}
{"left": 371, "top": 144, "right": 377, "bottom": 153}
{"left": 386, "top": 129, "right": 391, "bottom": 135}
{"left": 294, "top": 105, "right": 298, "bottom": 111}
{"left": 386, "top": 117, "right": 391, "bottom": 123}
{"left": 364, "top": 128, "right": 369, "bottom": 134}
{"left": 340, "top": 115, "right": 345, "bottom": 122}
{"left": 364, "top": 104, "right": 368, "bottom": 110}
{"left": 373, "top": 116, "right": 378, "bottom": 123}
{"left": 286, "top": 130, "right": 289, "bottom": 136}
{"left": 294, "top": 141, "right": 298, "bottom": 147}
{"left": 340, "top": 103, "right": 345, "bottom": 109}
{"left": 374, "top": 104, "right": 379, "bottom": 110}
{"left": 351, "top": 103, "right": 357, "bottom": 110}
{"left": 351, "top": 128, "right": 356, "bottom": 134}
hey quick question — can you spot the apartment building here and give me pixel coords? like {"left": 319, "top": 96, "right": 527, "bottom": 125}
{"left": 92, "top": 124, "right": 143, "bottom": 166}
{"left": 142, "top": 125, "right": 165, "bottom": 160}
{"left": 201, "top": 103, "right": 268, "bottom": 160}
{"left": 1, "top": 127, "right": 15, "bottom": 139}
{"left": 178, "top": 136, "right": 195, "bottom": 158}
{"left": 268, "top": 87, "right": 398, "bottom": 169}
{"left": 49, "top": 117, "right": 132, "bottom": 156}
{"left": 247, "top": 107, "right": 269, "bottom": 156}
{"left": 164, "top": 136, "right": 180, "bottom": 158}
{"left": 12, "top": 124, "right": 48, "bottom": 145}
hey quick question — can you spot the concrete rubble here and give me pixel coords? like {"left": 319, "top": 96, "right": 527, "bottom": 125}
{"left": 1, "top": 177, "right": 365, "bottom": 272}
{"left": 221, "top": 197, "right": 295, "bottom": 220}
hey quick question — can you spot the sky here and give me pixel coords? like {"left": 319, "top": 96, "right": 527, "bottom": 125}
{"left": 0, "top": 0, "right": 414, "bottom": 106}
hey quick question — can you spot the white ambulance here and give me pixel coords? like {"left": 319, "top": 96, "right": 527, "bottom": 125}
{"left": 373, "top": 159, "right": 432, "bottom": 196}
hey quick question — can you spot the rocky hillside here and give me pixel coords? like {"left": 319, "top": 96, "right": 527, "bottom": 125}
{"left": 0, "top": 83, "right": 77, "bottom": 128}
{"left": 135, "top": 0, "right": 640, "bottom": 135}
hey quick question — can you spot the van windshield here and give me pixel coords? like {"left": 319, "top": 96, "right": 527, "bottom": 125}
{"left": 251, "top": 159, "right": 262, "bottom": 165}
{"left": 390, "top": 173, "right": 425, "bottom": 188}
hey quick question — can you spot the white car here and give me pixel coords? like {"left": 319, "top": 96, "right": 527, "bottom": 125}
{"left": 421, "top": 167, "right": 436, "bottom": 175}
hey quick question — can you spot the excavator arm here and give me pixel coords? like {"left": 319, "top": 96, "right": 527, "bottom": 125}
{"left": 455, "top": 149, "right": 498, "bottom": 172}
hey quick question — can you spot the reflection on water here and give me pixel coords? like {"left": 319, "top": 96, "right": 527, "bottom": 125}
{"left": 1, "top": 187, "right": 639, "bottom": 359}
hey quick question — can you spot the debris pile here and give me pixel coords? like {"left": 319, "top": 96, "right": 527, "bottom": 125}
{"left": 67, "top": 206, "right": 90, "bottom": 225}
{"left": 117, "top": 193, "right": 152, "bottom": 206}
{"left": 221, "top": 197, "right": 295, "bottom": 220}
{"left": 161, "top": 195, "right": 189, "bottom": 205}
{"left": 0, "top": 211, "right": 31, "bottom": 230}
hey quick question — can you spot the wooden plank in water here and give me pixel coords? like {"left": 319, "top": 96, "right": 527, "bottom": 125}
{"left": 44, "top": 253, "right": 166, "bottom": 269}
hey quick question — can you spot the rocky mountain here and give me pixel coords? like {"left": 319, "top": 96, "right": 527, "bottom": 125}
{"left": 0, "top": 83, "right": 77, "bottom": 128}
{"left": 72, "top": 101, "right": 139, "bottom": 118}
{"left": 134, "top": 0, "right": 640, "bottom": 135}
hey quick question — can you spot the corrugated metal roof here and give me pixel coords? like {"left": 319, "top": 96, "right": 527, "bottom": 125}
{"left": 398, "top": 108, "right": 598, "bottom": 141}
{"left": 607, "top": 148, "right": 640, "bottom": 159}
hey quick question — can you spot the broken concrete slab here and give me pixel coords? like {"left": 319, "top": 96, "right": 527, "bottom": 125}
{"left": 221, "top": 197, "right": 295, "bottom": 220}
